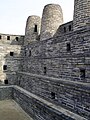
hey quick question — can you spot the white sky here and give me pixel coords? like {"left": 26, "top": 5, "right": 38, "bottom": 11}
{"left": 0, "top": 0, "right": 74, "bottom": 35}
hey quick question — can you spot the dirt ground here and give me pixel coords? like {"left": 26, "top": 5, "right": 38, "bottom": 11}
{"left": 0, "top": 100, "right": 33, "bottom": 120}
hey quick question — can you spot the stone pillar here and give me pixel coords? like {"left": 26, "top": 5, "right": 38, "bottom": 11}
{"left": 40, "top": 4, "right": 63, "bottom": 41}
{"left": 73, "top": 0, "right": 90, "bottom": 31}
{"left": 24, "top": 15, "right": 41, "bottom": 45}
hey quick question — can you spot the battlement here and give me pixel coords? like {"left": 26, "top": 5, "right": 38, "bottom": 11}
{"left": 0, "top": 1, "right": 90, "bottom": 120}
{"left": 0, "top": 33, "right": 24, "bottom": 45}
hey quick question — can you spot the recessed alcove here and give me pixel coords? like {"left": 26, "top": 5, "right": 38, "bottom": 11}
{"left": 7, "top": 36, "right": 10, "bottom": 40}
{"left": 80, "top": 69, "right": 85, "bottom": 79}
{"left": 51, "top": 92, "right": 55, "bottom": 99}
{"left": 44, "top": 67, "right": 47, "bottom": 74}
{"left": 67, "top": 43, "right": 71, "bottom": 51}
{"left": 16, "top": 37, "right": 19, "bottom": 41}
{"left": 0, "top": 35, "right": 2, "bottom": 39}
{"left": 3, "top": 65, "right": 7, "bottom": 70}
{"left": 34, "top": 25, "right": 37, "bottom": 32}
{"left": 10, "top": 52, "right": 14, "bottom": 56}
{"left": 4, "top": 79, "right": 8, "bottom": 84}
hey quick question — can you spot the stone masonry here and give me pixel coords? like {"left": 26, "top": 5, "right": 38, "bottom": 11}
{"left": 0, "top": 0, "right": 90, "bottom": 120}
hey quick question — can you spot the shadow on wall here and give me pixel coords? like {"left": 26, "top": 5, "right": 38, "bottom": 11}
{"left": 40, "top": 32, "right": 53, "bottom": 41}
{"left": 0, "top": 16, "right": 73, "bottom": 86}
{"left": 2, "top": 36, "right": 24, "bottom": 85}
{"left": 53, "top": 21, "right": 73, "bottom": 37}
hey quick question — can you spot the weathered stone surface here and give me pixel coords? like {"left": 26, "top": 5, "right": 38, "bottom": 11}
{"left": 0, "top": 86, "right": 13, "bottom": 100}
{"left": 73, "top": 0, "right": 90, "bottom": 30}
{"left": 0, "top": 1, "right": 90, "bottom": 120}
{"left": 40, "top": 4, "right": 63, "bottom": 40}
{"left": 24, "top": 15, "right": 41, "bottom": 45}
{"left": 17, "top": 72, "right": 90, "bottom": 119}
{"left": 0, "top": 85, "right": 86, "bottom": 120}
{"left": 22, "top": 28, "right": 90, "bottom": 82}
{"left": 0, "top": 33, "right": 24, "bottom": 83}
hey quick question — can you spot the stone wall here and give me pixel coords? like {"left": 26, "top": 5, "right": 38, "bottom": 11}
{"left": 0, "top": 33, "right": 24, "bottom": 84}
{"left": 73, "top": 0, "right": 90, "bottom": 30}
{"left": 0, "top": 85, "right": 86, "bottom": 120}
{"left": 17, "top": 72, "right": 90, "bottom": 119}
{"left": 13, "top": 85, "right": 86, "bottom": 120}
{"left": 54, "top": 21, "right": 73, "bottom": 36}
{"left": 0, "top": 1, "right": 90, "bottom": 120}
{"left": 0, "top": 86, "right": 13, "bottom": 100}
{"left": 16, "top": 25, "right": 90, "bottom": 119}
{"left": 22, "top": 27, "right": 90, "bottom": 82}
{"left": 0, "top": 34, "right": 24, "bottom": 45}
{"left": 24, "top": 16, "right": 41, "bottom": 45}
{"left": 40, "top": 4, "right": 63, "bottom": 41}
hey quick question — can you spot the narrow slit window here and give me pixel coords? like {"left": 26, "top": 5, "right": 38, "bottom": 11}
{"left": 25, "top": 51, "right": 26, "bottom": 56}
{"left": 4, "top": 79, "right": 8, "bottom": 84}
{"left": 10, "top": 52, "right": 14, "bottom": 56}
{"left": 80, "top": 69, "right": 85, "bottom": 79}
{"left": 51, "top": 92, "right": 55, "bottom": 99}
{"left": 7, "top": 36, "right": 10, "bottom": 40}
{"left": 29, "top": 50, "right": 31, "bottom": 57}
{"left": 16, "top": 37, "right": 18, "bottom": 41}
{"left": 64, "top": 27, "right": 66, "bottom": 33}
{"left": 69, "top": 25, "right": 71, "bottom": 31}
{"left": 67, "top": 43, "right": 71, "bottom": 51}
{"left": 0, "top": 35, "right": 2, "bottom": 39}
{"left": 18, "top": 80, "right": 20, "bottom": 85}
{"left": 44, "top": 67, "right": 47, "bottom": 75}
{"left": 34, "top": 25, "right": 37, "bottom": 32}
{"left": 3, "top": 65, "right": 7, "bottom": 70}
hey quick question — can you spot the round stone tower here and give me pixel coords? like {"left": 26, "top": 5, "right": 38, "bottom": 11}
{"left": 40, "top": 4, "right": 63, "bottom": 41}
{"left": 73, "top": 0, "right": 90, "bottom": 30}
{"left": 24, "top": 15, "right": 41, "bottom": 45}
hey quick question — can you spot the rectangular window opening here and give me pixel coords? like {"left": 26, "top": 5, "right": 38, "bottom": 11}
{"left": 0, "top": 35, "right": 2, "bottom": 39}
{"left": 44, "top": 67, "right": 47, "bottom": 75}
{"left": 25, "top": 51, "right": 26, "bottom": 56}
{"left": 64, "top": 27, "right": 66, "bottom": 33}
{"left": 18, "top": 80, "right": 20, "bottom": 85}
{"left": 67, "top": 43, "right": 71, "bottom": 51}
{"left": 51, "top": 92, "right": 55, "bottom": 99}
{"left": 4, "top": 79, "right": 8, "bottom": 84}
{"left": 16, "top": 37, "right": 18, "bottom": 41}
{"left": 34, "top": 25, "right": 37, "bottom": 32}
{"left": 3, "top": 65, "right": 7, "bottom": 70}
{"left": 10, "top": 52, "right": 14, "bottom": 56}
{"left": 7, "top": 36, "right": 10, "bottom": 40}
{"left": 80, "top": 69, "right": 85, "bottom": 79}
{"left": 69, "top": 25, "right": 71, "bottom": 31}
{"left": 29, "top": 50, "right": 31, "bottom": 57}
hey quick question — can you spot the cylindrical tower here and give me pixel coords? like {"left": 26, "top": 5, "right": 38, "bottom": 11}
{"left": 24, "top": 15, "right": 41, "bottom": 45}
{"left": 73, "top": 0, "right": 90, "bottom": 30}
{"left": 40, "top": 4, "right": 63, "bottom": 41}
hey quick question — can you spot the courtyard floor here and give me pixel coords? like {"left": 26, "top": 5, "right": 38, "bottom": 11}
{"left": 0, "top": 100, "right": 33, "bottom": 120}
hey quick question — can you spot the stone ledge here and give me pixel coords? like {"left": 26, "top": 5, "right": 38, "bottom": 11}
{"left": 13, "top": 85, "right": 86, "bottom": 120}
{"left": 18, "top": 72, "right": 90, "bottom": 88}
{"left": 0, "top": 85, "right": 87, "bottom": 120}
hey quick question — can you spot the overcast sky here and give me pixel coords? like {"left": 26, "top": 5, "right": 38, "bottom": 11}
{"left": 0, "top": 0, "right": 74, "bottom": 35}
